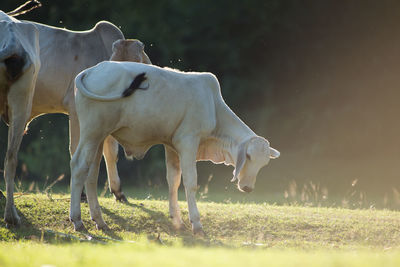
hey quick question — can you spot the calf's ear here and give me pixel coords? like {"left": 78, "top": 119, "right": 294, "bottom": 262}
{"left": 231, "top": 141, "right": 248, "bottom": 182}
{"left": 269, "top": 147, "right": 280, "bottom": 159}
{"left": 142, "top": 51, "right": 152, "bottom": 64}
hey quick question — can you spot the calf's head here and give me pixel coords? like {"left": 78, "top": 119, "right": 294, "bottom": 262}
{"left": 110, "top": 39, "right": 152, "bottom": 64}
{"left": 232, "top": 136, "right": 280, "bottom": 192}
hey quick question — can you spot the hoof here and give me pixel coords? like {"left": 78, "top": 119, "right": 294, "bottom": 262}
{"left": 73, "top": 221, "right": 86, "bottom": 232}
{"left": 4, "top": 206, "right": 21, "bottom": 226}
{"left": 96, "top": 222, "right": 110, "bottom": 231}
{"left": 114, "top": 192, "right": 128, "bottom": 203}
{"left": 192, "top": 226, "right": 206, "bottom": 237}
{"left": 175, "top": 223, "right": 187, "bottom": 231}
{"left": 193, "top": 228, "right": 206, "bottom": 237}
{"left": 172, "top": 218, "right": 186, "bottom": 231}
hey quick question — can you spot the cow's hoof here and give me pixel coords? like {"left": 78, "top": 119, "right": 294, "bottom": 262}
{"left": 176, "top": 222, "right": 187, "bottom": 231}
{"left": 192, "top": 226, "right": 205, "bottom": 237}
{"left": 4, "top": 205, "right": 21, "bottom": 227}
{"left": 193, "top": 228, "right": 206, "bottom": 237}
{"left": 172, "top": 218, "right": 186, "bottom": 231}
{"left": 114, "top": 191, "right": 128, "bottom": 203}
{"left": 73, "top": 221, "right": 86, "bottom": 232}
{"left": 96, "top": 222, "right": 110, "bottom": 231}
{"left": 115, "top": 192, "right": 129, "bottom": 203}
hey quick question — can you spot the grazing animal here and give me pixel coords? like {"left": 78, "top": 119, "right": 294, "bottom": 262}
{"left": 70, "top": 61, "right": 280, "bottom": 234}
{"left": 110, "top": 39, "right": 151, "bottom": 64}
{"left": 0, "top": 2, "right": 150, "bottom": 226}
{"left": 0, "top": 9, "right": 41, "bottom": 226}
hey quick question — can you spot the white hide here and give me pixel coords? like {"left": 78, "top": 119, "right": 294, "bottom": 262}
{"left": 0, "top": 9, "right": 150, "bottom": 225}
{"left": 70, "top": 61, "right": 280, "bottom": 234}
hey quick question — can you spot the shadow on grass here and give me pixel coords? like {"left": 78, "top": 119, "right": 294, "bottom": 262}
{"left": 0, "top": 195, "right": 51, "bottom": 242}
{"left": 101, "top": 200, "right": 235, "bottom": 248}
{"left": 0, "top": 193, "right": 235, "bottom": 248}
{"left": 102, "top": 201, "right": 175, "bottom": 233}
{"left": 0, "top": 193, "right": 108, "bottom": 244}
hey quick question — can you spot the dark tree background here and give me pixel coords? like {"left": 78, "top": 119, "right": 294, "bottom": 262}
{"left": 1, "top": 0, "right": 400, "bottom": 197}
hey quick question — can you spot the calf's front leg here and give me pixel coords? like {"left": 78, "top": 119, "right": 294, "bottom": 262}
{"left": 70, "top": 141, "right": 101, "bottom": 231}
{"left": 165, "top": 145, "right": 184, "bottom": 230}
{"left": 174, "top": 138, "right": 203, "bottom": 235}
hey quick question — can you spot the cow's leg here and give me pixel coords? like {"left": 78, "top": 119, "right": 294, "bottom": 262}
{"left": 70, "top": 140, "right": 101, "bottom": 231}
{"left": 67, "top": 104, "right": 87, "bottom": 202}
{"left": 4, "top": 113, "right": 27, "bottom": 226}
{"left": 68, "top": 107, "right": 79, "bottom": 156}
{"left": 103, "top": 135, "right": 127, "bottom": 202}
{"left": 3, "top": 67, "right": 35, "bottom": 226}
{"left": 85, "top": 141, "right": 108, "bottom": 230}
{"left": 165, "top": 145, "right": 184, "bottom": 230}
{"left": 174, "top": 137, "right": 203, "bottom": 235}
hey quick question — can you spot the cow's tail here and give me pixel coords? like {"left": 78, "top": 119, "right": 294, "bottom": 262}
{"left": 6, "top": 0, "right": 42, "bottom": 17}
{"left": 0, "top": 37, "right": 26, "bottom": 124}
{"left": 75, "top": 71, "right": 148, "bottom": 102}
{"left": 0, "top": 32, "right": 16, "bottom": 62}
{"left": 0, "top": 34, "right": 26, "bottom": 82}
{"left": 0, "top": 37, "right": 17, "bottom": 124}
{"left": 121, "top": 73, "right": 148, "bottom": 97}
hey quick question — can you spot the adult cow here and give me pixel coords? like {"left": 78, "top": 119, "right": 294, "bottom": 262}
{"left": 0, "top": 2, "right": 151, "bottom": 226}
{"left": 70, "top": 61, "right": 280, "bottom": 234}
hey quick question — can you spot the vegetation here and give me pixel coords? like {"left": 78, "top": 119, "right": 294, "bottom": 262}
{"left": 1, "top": 0, "right": 400, "bottom": 199}
{"left": 2, "top": 243, "right": 400, "bottom": 267}
{"left": 0, "top": 193, "right": 400, "bottom": 266}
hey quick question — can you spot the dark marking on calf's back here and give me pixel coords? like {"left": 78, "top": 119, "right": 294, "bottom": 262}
{"left": 122, "top": 72, "right": 148, "bottom": 97}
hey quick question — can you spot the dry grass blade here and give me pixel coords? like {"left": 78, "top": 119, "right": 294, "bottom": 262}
{"left": 100, "top": 179, "right": 109, "bottom": 198}
{"left": 44, "top": 174, "right": 65, "bottom": 193}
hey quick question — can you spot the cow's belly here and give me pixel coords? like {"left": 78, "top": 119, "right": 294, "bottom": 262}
{"left": 31, "top": 73, "right": 72, "bottom": 116}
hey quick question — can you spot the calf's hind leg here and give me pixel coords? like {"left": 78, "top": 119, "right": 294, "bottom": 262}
{"left": 68, "top": 106, "right": 125, "bottom": 202}
{"left": 85, "top": 141, "right": 108, "bottom": 230}
{"left": 70, "top": 139, "right": 102, "bottom": 231}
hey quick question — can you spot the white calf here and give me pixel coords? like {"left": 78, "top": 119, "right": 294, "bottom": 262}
{"left": 71, "top": 61, "right": 280, "bottom": 234}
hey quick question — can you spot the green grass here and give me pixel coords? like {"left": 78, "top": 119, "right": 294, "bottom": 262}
{"left": 1, "top": 243, "right": 400, "bottom": 267}
{"left": 1, "top": 193, "right": 400, "bottom": 266}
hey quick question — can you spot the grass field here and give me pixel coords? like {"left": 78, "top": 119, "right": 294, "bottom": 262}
{"left": 0, "top": 192, "right": 400, "bottom": 266}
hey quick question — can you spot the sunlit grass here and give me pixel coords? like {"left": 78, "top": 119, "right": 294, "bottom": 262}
{"left": 1, "top": 194, "right": 400, "bottom": 249}
{"left": 1, "top": 193, "right": 400, "bottom": 266}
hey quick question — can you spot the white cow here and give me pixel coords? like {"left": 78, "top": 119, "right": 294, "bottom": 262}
{"left": 0, "top": 3, "right": 151, "bottom": 226}
{"left": 70, "top": 61, "right": 280, "bottom": 234}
